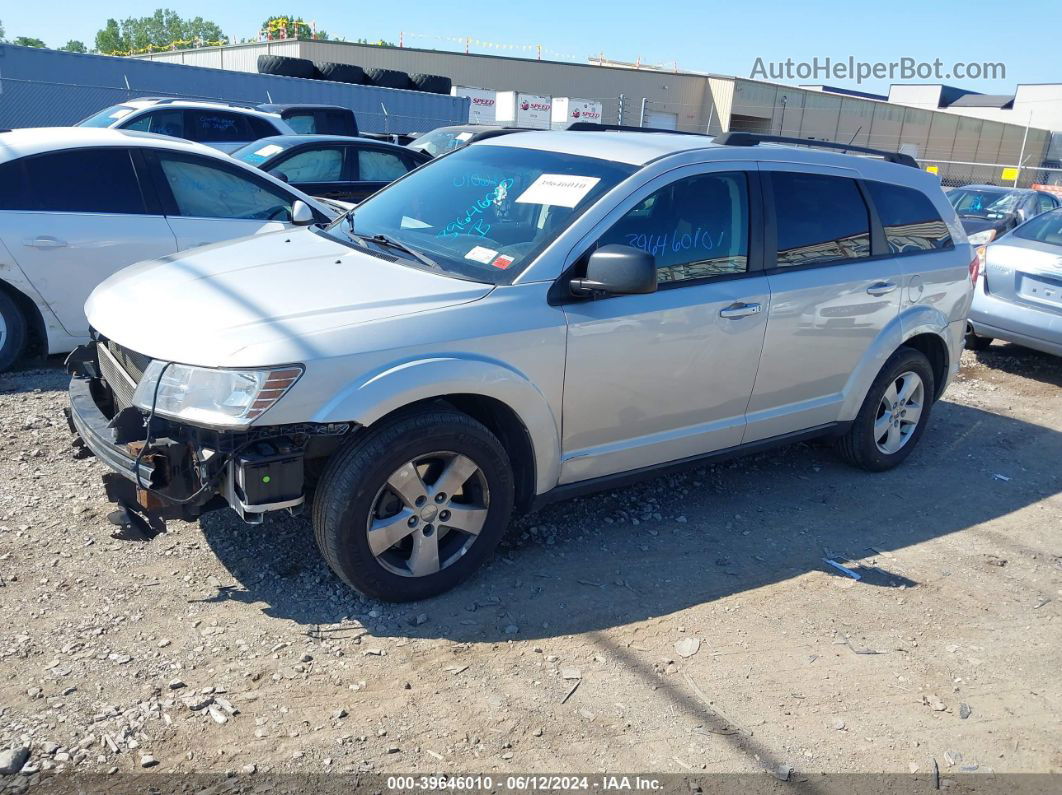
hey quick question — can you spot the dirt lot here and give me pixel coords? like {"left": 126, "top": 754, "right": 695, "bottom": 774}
{"left": 1, "top": 344, "right": 1060, "bottom": 786}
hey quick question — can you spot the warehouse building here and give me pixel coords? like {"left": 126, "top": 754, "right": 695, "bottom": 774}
{"left": 138, "top": 40, "right": 1058, "bottom": 185}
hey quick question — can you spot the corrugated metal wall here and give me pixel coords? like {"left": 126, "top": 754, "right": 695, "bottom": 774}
{"left": 727, "top": 77, "right": 1053, "bottom": 174}
{"left": 0, "top": 44, "right": 468, "bottom": 133}
{"left": 141, "top": 41, "right": 713, "bottom": 131}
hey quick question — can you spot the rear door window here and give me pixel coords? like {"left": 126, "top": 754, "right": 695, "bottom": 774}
{"left": 357, "top": 149, "right": 410, "bottom": 181}
{"left": 271, "top": 147, "right": 345, "bottom": 183}
{"left": 189, "top": 111, "right": 253, "bottom": 144}
{"left": 864, "top": 181, "right": 953, "bottom": 254}
{"left": 154, "top": 153, "right": 295, "bottom": 221}
{"left": 770, "top": 172, "right": 871, "bottom": 267}
{"left": 16, "top": 149, "right": 147, "bottom": 214}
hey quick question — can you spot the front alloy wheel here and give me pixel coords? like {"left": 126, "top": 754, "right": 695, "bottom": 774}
{"left": 313, "top": 408, "right": 515, "bottom": 601}
{"left": 368, "top": 452, "right": 490, "bottom": 578}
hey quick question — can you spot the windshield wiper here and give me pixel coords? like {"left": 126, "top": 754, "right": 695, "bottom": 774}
{"left": 349, "top": 230, "right": 442, "bottom": 271}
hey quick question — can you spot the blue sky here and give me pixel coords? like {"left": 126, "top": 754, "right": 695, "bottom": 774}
{"left": 3, "top": 0, "right": 1057, "bottom": 94}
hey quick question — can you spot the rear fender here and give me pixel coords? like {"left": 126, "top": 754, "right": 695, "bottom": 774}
{"left": 838, "top": 304, "right": 950, "bottom": 420}
{"left": 312, "top": 355, "right": 561, "bottom": 493}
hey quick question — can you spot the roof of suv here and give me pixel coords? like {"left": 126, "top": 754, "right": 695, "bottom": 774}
{"left": 124, "top": 97, "right": 283, "bottom": 120}
{"left": 484, "top": 129, "right": 902, "bottom": 167}
{"left": 0, "top": 127, "right": 254, "bottom": 163}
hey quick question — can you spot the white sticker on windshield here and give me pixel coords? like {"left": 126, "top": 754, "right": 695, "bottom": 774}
{"left": 110, "top": 109, "right": 133, "bottom": 120}
{"left": 400, "top": 216, "right": 431, "bottom": 229}
{"left": 254, "top": 144, "right": 285, "bottom": 157}
{"left": 515, "top": 174, "right": 601, "bottom": 208}
{"left": 464, "top": 245, "right": 498, "bottom": 264}
{"left": 456, "top": 131, "right": 474, "bottom": 142}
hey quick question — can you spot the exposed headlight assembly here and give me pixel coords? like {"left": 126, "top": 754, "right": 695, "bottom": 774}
{"left": 966, "top": 229, "right": 997, "bottom": 246}
{"left": 132, "top": 362, "right": 303, "bottom": 427}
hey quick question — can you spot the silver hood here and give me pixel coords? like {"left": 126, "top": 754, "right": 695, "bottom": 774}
{"left": 86, "top": 227, "right": 492, "bottom": 367}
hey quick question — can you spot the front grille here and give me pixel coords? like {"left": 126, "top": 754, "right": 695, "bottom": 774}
{"left": 97, "top": 341, "right": 154, "bottom": 412}
{"left": 106, "top": 341, "right": 153, "bottom": 384}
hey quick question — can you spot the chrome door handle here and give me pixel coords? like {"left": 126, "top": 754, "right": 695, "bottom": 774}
{"left": 25, "top": 236, "right": 68, "bottom": 248}
{"left": 719, "top": 302, "right": 762, "bottom": 319}
{"left": 866, "top": 281, "right": 897, "bottom": 296}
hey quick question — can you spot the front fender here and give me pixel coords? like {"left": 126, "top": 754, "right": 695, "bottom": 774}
{"left": 312, "top": 355, "right": 561, "bottom": 494}
{"left": 838, "top": 303, "right": 951, "bottom": 420}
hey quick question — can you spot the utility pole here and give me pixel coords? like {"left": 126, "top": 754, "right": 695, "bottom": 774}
{"left": 1015, "top": 110, "right": 1032, "bottom": 188}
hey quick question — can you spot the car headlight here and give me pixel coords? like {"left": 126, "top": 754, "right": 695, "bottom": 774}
{"left": 132, "top": 361, "right": 303, "bottom": 427}
{"left": 967, "top": 229, "right": 997, "bottom": 245}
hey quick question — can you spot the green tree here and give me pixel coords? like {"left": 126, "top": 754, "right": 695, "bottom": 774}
{"left": 61, "top": 40, "right": 87, "bottom": 53}
{"left": 260, "top": 15, "right": 329, "bottom": 41}
{"left": 356, "top": 37, "right": 396, "bottom": 47}
{"left": 95, "top": 19, "right": 123, "bottom": 53}
{"left": 13, "top": 36, "right": 46, "bottom": 48}
{"left": 95, "top": 8, "right": 226, "bottom": 55}
{"left": 0, "top": 19, "right": 6, "bottom": 42}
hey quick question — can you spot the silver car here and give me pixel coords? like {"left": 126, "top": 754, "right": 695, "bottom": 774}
{"left": 68, "top": 130, "right": 974, "bottom": 601}
{"left": 967, "top": 207, "right": 1062, "bottom": 357}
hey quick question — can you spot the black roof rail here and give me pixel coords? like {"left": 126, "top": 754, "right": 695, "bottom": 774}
{"left": 133, "top": 96, "right": 260, "bottom": 111}
{"left": 713, "top": 132, "right": 919, "bottom": 168}
{"left": 565, "top": 121, "right": 707, "bottom": 137}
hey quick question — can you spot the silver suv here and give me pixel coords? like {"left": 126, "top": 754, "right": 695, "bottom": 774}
{"left": 67, "top": 129, "right": 975, "bottom": 601}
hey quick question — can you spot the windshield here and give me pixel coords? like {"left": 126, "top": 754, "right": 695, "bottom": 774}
{"left": 77, "top": 105, "right": 138, "bottom": 128}
{"left": 409, "top": 128, "right": 477, "bottom": 157}
{"left": 324, "top": 144, "right": 636, "bottom": 283}
{"left": 948, "top": 189, "right": 1020, "bottom": 219}
{"left": 231, "top": 140, "right": 290, "bottom": 167}
{"left": 1012, "top": 209, "right": 1062, "bottom": 246}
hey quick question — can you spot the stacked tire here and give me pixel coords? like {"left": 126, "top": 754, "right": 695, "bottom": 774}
{"left": 365, "top": 67, "right": 413, "bottom": 90}
{"left": 410, "top": 73, "right": 452, "bottom": 94}
{"left": 305, "top": 59, "right": 454, "bottom": 95}
{"left": 316, "top": 61, "right": 367, "bottom": 84}
{"left": 257, "top": 54, "right": 316, "bottom": 79}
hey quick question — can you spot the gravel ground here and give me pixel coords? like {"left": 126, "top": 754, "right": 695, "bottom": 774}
{"left": 0, "top": 343, "right": 1060, "bottom": 787}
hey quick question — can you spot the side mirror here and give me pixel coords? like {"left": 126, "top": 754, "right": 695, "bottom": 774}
{"left": 290, "top": 200, "right": 314, "bottom": 226}
{"left": 570, "top": 244, "right": 657, "bottom": 297}
{"left": 275, "top": 172, "right": 290, "bottom": 183}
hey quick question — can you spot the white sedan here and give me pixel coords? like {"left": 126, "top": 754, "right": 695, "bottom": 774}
{"left": 0, "top": 128, "right": 339, "bottom": 371}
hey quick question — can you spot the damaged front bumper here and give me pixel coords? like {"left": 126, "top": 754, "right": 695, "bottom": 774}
{"left": 66, "top": 341, "right": 347, "bottom": 525}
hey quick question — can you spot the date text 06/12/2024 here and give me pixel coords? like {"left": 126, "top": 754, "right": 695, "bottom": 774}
{"left": 385, "top": 775, "right": 664, "bottom": 791}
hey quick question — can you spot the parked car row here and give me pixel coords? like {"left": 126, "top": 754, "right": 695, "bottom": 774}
{"left": 944, "top": 183, "right": 1062, "bottom": 357}
{"left": 54, "top": 125, "right": 977, "bottom": 600}
{"left": 0, "top": 128, "right": 339, "bottom": 370}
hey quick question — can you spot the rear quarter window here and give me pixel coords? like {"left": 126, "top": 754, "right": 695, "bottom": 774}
{"left": 865, "top": 181, "right": 953, "bottom": 254}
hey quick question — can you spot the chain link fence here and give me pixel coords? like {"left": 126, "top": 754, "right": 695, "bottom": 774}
{"left": 921, "top": 159, "right": 1062, "bottom": 191}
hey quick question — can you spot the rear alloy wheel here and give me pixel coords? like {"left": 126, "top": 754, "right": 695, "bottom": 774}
{"left": 873, "top": 370, "right": 925, "bottom": 455}
{"left": 313, "top": 409, "right": 514, "bottom": 601}
{"left": 0, "top": 290, "right": 28, "bottom": 373}
{"left": 965, "top": 324, "right": 993, "bottom": 351}
{"left": 837, "top": 348, "right": 935, "bottom": 471}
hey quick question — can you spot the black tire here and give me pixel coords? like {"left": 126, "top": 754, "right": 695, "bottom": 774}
{"left": 0, "top": 289, "right": 28, "bottom": 373}
{"left": 365, "top": 67, "right": 413, "bottom": 90}
{"left": 316, "top": 61, "right": 366, "bottom": 84}
{"left": 257, "top": 54, "right": 316, "bottom": 79}
{"left": 312, "top": 409, "right": 515, "bottom": 601}
{"left": 965, "top": 324, "right": 993, "bottom": 351}
{"left": 410, "top": 73, "right": 452, "bottom": 94}
{"left": 836, "top": 347, "right": 936, "bottom": 472}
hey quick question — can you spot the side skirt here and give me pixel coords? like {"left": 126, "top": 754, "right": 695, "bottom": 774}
{"left": 530, "top": 422, "right": 850, "bottom": 512}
